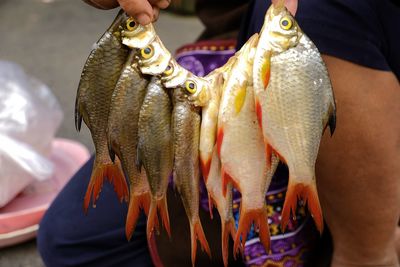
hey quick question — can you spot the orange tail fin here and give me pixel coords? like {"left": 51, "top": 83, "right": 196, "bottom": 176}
{"left": 125, "top": 192, "right": 151, "bottom": 240}
{"left": 147, "top": 234, "right": 164, "bottom": 267}
{"left": 147, "top": 197, "right": 171, "bottom": 241}
{"left": 190, "top": 220, "right": 211, "bottom": 266}
{"left": 217, "top": 127, "right": 224, "bottom": 158}
{"left": 281, "top": 181, "right": 323, "bottom": 234}
{"left": 221, "top": 219, "right": 236, "bottom": 267}
{"left": 234, "top": 208, "right": 270, "bottom": 256}
{"left": 83, "top": 162, "right": 128, "bottom": 212}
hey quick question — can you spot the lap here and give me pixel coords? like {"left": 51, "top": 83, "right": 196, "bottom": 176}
{"left": 37, "top": 156, "right": 153, "bottom": 267}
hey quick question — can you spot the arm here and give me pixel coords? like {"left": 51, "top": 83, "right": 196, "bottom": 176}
{"left": 82, "top": 0, "right": 171, "bottom": 25}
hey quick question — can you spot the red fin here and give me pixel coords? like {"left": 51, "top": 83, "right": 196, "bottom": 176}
{"left": 234, "top": 208, "right": 270, "bottom": 256}
{"left": 147, "top": 197, "right": 171, "bottom": 240}
{"left": 208, "top": 193, "right": 214, "bottom": 219}
{"left": 221, "top": 219, "right": 237, "bottom": 267}
{"left": 83, "top": 161, "right": 128, "bottom": 212}
{"left": 200, "top": 157, "right": 212, "bottom": 183}
{"left": 281, "top": 181, "right": 323, "bottom": 234}
{"left": 126, "top": 192, "right": 151, "bottom": 240}
{"left": 105, "top": 162, "right": 129, "bottom": 203}
{"left": 222, "top": 167, "right": 240, "bottom": 197}
{"left": 147, "top": 233, "right": 164, "bottom": 267}
{"left": 83, "top": 161, "right": 105, "bottom": 213}
{"left": 255, "top": 98, "right": 263, "bottom": 129}
{"left": 265, "top": 143, "right": 273, "bottom": 169}
{"left": 217, "top": 127, "right": 224, "bottom": 158}
{"left": 190, "top": 220, "right": 211, "bottom": 266}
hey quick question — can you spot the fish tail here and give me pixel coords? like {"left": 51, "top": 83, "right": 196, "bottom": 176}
{"left": 208, "top": 193, "right": 214, "bottom": 219}
{"left": 281, "top": 180, "right": 323, "bottom": 234}
{"left": 125, "top": 192, "right": 151, "bottom": 240}
{"left": 255, "top": 98, "right": 263, "bottom": 129}
{"left": 104, "top": 162, "right": 129, "bottom": 203}
{"left": 200, "top": 156, "right": 212, "bottom": 183}
{"left": 158, "top": 196, "right": 171, "bottom": 238}
{"left": 234, "top": 208, "right": 271, "bottom": 255}
{"left": 83, "top": 161, "right": 106, "bottom": 212}
{"left": 221, "top": 218, "right": 236, "bottom": 267}
{"left": 190, "top": 220, "right": 211, "bottom": 266}
{"left": 147, "top": 230, "right": 164, "bottom": 267}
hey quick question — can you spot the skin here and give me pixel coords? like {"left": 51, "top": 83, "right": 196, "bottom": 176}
{"left": 84, "top": 0, "right": 400, "bottom": 265}
{"left": 83, "top": 0, "right": 170, "bottom": 25}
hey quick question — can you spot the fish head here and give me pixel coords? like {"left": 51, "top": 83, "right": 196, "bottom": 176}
{"left": 259, "top": 0, "right": 302, "bottom": 54}
{"left": 180, "top": 73, "right": 210, "bottom": 107}
{"left": 137, "top": 36, "right": 172, "bottom": 75}
{"left": 121, "top": 17, "right": 156, "bottom": 49}
{"left": 161, "top": 59, "right": 189, "bottom": 88}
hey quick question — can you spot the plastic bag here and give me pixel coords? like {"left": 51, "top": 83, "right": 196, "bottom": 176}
{"left": 0, "top": 60, "right": 63, "bottom": 207}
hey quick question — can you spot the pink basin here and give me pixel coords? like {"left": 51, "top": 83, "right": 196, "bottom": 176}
{"left": 0, "top": 138, "right": 90, "bottom": 248}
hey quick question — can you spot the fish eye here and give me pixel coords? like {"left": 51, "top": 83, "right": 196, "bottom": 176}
{"left": 163, "top": 64, "right": 174, "bottom": 76}
{"left": 280, "top": 16, "right": 293, "bottom": 30}
{"left": 126, "top": 18, "right": 137, "bottom": 31}
{"left": 140, "top": 46, "right": 154, "bottom": 59}
{"left": 185, "top": 80, "right": 197, "bottom": 94}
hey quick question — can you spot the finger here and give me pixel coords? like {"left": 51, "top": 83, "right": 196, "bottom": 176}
{"left": 117, "top": 0, "right": 153, "bottom": 25}
{"left": 149, "top": 0, "right": 171, "bottom": 9}
{"left": 82, "top": 0, "right": 119, "bottom": 9}
{"left": 272, "top": 0, "right": 298, "bottom": 16}
{"left": 152, "top": 6, "right": 160, "bottom": 22}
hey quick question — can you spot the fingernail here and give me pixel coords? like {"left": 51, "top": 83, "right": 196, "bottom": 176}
{"left": 136, "top": 14, "right": 151, "bottom": 25}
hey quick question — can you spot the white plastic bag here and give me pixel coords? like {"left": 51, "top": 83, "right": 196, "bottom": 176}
{"left": 0, "top": 60, "right": 63, "bottom": 207}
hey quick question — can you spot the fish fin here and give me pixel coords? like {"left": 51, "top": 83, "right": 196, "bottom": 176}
{"left": 126, "top": 192, "right": 151, "bottom": 240}
{"left": 190, "top": 220, "right": 211, "bottom": 266}
{"left": 136, "top": 144, "right": 143, "bottom": 172}
{"left": 255, "top": 98, "right": 263, "bottom": 129}
{"left": 208, "top": 193, "right": 214, "bottom": 219}
{"left": 105, "top": 162, "right": 129, "bottom": 203}
{"left": 234, "top": 83, "right": 247, "bottom": 114}
{"left": 265, "top": 142, "right": 273, "bottom": 169}
{"left": 83, "top": 159, "right": 106, "bottom": 213}
{"left": 74, "top": 97, "right": 83, "bottom": 132}
{"left": 322, "top": 103, "right": 336, "bottom": 137}
{"left": 147, "top": 234, "right": 164, "bottom": 267}
{"left": 158, "top": 196, "right": 171, "bottom": 238}
{"left": 221, "top": 218, "right": 237, "bottom": 267}
{"left": 217, "top": 127, "right": 224, "bottom": 158}
{"left": 200, "top": 156, "right": 212, "bottom": 183}
{"left": 234, "top": 208, "right": 271, "bottom": 256}
{"left": 222, "top": 168, "right": 240, "bottom": 197}
{"left": 281, "top": 180, "right": 323, "bottom": 234}
{"left": 261, "top": 51, "right": 271, "bottom": 90}
{"left": 328, "top": 103, "right": 336, "bottom": 136}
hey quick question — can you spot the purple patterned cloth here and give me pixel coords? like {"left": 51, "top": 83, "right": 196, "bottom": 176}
{"left": 175, "top": 40, "right": 317, "bottom": 267}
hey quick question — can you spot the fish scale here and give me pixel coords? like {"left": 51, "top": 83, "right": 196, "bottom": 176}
{"left": 75, "top": 11, "right": 130, "bottom": 212}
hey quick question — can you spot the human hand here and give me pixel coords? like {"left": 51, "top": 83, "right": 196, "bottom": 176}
{"left": 83, "top": 0, "right": 171, "bottom": 25}
{"left": 272, "top": 0, "right": 298, "bottom": 15}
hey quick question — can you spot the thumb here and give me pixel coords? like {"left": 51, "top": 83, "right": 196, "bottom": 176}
{"left": 272, "top": 0, "right": 298, "bottom": 16}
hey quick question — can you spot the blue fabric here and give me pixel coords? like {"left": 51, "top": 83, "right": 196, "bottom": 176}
{"left": 37, "top": 156, "right": 153, "bottom": 267}
{"left": 237, "top": 0, "right": 400, "bottom": 80}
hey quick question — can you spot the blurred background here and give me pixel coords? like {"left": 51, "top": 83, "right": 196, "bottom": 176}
{"left": 0, "top": 0, "right": 202, "bottom": 266}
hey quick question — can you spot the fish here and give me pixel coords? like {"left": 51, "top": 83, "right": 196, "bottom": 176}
{"left": 171, "top": 76, "right": 211, "bottom": 266}
{"left": 161, "top": 58, "right": 189, "bottom": 89}
{"left": 252, "top": 0, "right": 336, "bottom": 233}
{"left": 107, "top": 50, "right": 150, "bottom": 240}
{"left": 200, "top": 56, "right": 237, "bottom": 182}
{"left": 206, "top": 146, "right": 236, "bottom": 267}
{"left": 217, "top": 33, "right": 278, "bottom": 254}
{"left": 75, "top": 10, "right": 129, "bottom": 212}
{"left": 137, "top": 36, "right": 172, "bottom": 76}
{"left": 137, "top": 77, "right": 174, "bottom": 247}
{"left": 121, "top": 17, "right": 157, "bottom": 49}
